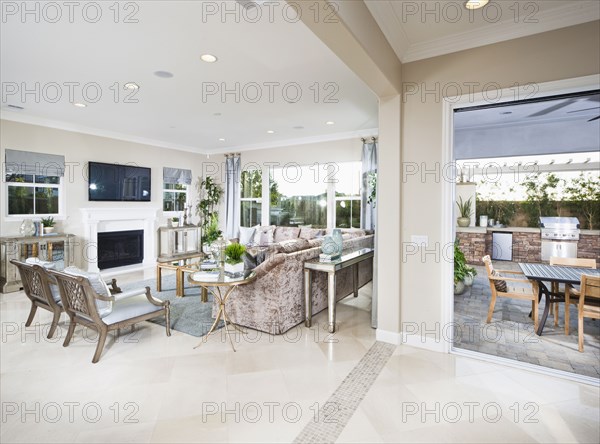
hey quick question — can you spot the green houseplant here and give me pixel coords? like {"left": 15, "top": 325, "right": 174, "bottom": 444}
{"left": 454, "top": 241, "right": 468, "bottom": 294}
{"left": 40, "top": 216, "right": 56, "bottom": 234}
{"left": 224, "top": 242, "right": 246, "bottom": 274}
{"left": 456, "top": 197, "right": 472, "bottom": 227}
{"left": 195, "top": 176, "right": 223, "bottom": 248}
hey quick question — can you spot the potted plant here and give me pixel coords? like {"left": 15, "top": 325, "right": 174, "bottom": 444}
{"left": 195, "top": 176, "right": 224, "bottom": 249}
{"left": 224, "top": 243, "right": 246, "bottom": 274}
{"left": 463, "top": 265, "right": 477, "bottom": 286}
{"left": 454, "top": 241, "right": 467, "bottom": 294}
{"left": 456, "top": 196, "right": 472, "bottom": 227}
{"left": 171, "top": 216, "right": 180, "bottom": 227}
{"left": 40, "top": 216, "right": 56, "bottom": 234}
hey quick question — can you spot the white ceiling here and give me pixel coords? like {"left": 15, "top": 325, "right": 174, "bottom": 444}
{"left": 0, "top": 1, "right": 378, "bottom": 153}
{"left": 365, "top": 0, "right": 600, "bottom": 63}
{"left": 2, "top": 1, "right": 599, "bottom": 154}
{"left": 454, "top": 92, "right": 600, "bottom": 159}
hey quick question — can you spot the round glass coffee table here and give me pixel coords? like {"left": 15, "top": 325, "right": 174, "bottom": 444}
{"left": 188, "top": 269, "right": 256, "bottom": 351}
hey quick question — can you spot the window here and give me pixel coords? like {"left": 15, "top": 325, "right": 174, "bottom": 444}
{"left": 162, "top": 167, "right": 192, "bottom": 212}
{"left": 269, "top": 165, "right": 327, "bottom": 228}
{"left": 241, "top": 169, "right": 262, "bottom": 227}
{"left": 334, "top": 162, "right": 362, "bottom": 228}
{"left": 163, "top": 183, "right": 188, "bottom": 212}
{"left": 6, "top": 173, "right": 61, "bottom": 216}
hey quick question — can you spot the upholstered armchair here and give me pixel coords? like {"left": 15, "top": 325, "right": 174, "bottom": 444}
{"left": 48, "top": 268, "right": 171, "bottom": 363}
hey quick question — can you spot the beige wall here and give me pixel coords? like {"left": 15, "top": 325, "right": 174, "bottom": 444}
{"left": 0, "top": 120, "right": 226, "bottom": 267}
{"left": 238, "top": 138, "right": 362, "bottom": 166}
{"left": 399, "top": 22, "right": 600, "bottom": 344}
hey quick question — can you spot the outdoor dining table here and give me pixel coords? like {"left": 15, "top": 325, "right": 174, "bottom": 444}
{"left": 518, "top": 262, "right": 600, "bottom": 336}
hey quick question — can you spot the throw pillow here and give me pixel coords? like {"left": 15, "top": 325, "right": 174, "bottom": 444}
{"left": 242, "top": 250, "right": 267, "bottom": 270}
{"left": 491, "top": 269, "right": 507, "bottom": 293}
{"left": 63, "top": 266, "right": 113, "bottom": 317}
{"left": 256, "top": 226, "right": 275, "bottom": 246}
{"left": 299, "top": 227, "right": 325, "bottom": 240}
{"left": 274, "top": 226, "right": 301, "bottom": 243}
{"left": 239, "top": 226, "right": 257, "bottom": 246}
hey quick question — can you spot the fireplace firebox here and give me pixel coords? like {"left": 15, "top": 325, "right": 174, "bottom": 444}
{"left": 97, "top": 230, "right": 144, "bottom": 270}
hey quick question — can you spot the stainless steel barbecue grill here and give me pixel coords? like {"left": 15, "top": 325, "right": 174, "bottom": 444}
{"left": 539, "top": 217, "right": 580, "bottom": 260}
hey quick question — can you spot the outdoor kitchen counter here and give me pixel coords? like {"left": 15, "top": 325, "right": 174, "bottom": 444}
{"left": 456, "top": 227, "right": 599, "bottom": 235}
{"left": 456, "top": 227, "right": 599, "bottom": 265}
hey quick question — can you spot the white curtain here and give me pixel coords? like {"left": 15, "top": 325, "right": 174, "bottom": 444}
{"left": 225, "top": 155, "right": 241, "bottom": 239}
{"left": 360, "top": 140, "right": 378, "bottom": 231}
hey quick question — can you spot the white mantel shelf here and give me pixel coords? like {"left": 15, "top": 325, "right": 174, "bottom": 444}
{"left": 80, "top": 207, "right": 160, "bottom": 273}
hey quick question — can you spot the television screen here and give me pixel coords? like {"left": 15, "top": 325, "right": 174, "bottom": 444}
{"left": 88, "top": 162, "right": 151, "bottom": 201}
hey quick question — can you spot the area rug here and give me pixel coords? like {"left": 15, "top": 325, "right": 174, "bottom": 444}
{"left": 120, "top": 275, "right": 222, "bottom": 337}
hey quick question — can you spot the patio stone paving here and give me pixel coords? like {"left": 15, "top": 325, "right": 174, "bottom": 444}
{"left": 454, "top": 261, "right": 600, "bottom": 379}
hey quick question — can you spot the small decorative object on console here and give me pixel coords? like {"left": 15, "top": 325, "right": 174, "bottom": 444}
{"left": 19, "top": 219, "right": 35, "bottom": 237}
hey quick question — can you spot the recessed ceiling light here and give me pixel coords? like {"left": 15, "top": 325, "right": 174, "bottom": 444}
{"left": 73, "top": 102, "right": 86, "bottom": 108}
{"left": 464, "top": 0, "right": 489, "bottom": 9}
{"left": 219, "top": 138, "right": 226, "bottom": 142}
{"left": 500, "top": 111, "right": 512, "bottom": 115}
{"left": 213, "top": 112, "right": 222, "bottom": 116}
{"left": 124, "top": 82, "right": 139, "bottom": 90}
{"left": 293, "top": 126, "right": 304, "bottom": 130}
{"left": 7, "top": 104, "right": 24, "bottom": 110}
{"left": 326, "top": 121, "right": 335, "bottom": 125}
{"left": 154, "top": 71, "right": 174, "bottom": 78}
{"left": 267, "top": 130, "right": 275, "bottom": 134}
{"left": 200, "top": 54, "right": 218, "bottom": 63}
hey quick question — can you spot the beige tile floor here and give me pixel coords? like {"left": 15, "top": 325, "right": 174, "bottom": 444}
{"left": 1, "top": 268, "right": 599, "bottom": 443}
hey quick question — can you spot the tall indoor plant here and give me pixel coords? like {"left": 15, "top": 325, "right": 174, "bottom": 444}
{"left": 195, "top": 176, "right": 223, "bottom": 249}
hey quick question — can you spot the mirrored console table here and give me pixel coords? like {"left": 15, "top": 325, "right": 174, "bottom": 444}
{"left": 157, "top": 226, "right": 202, "bottom": 261}
{"left": 0, "top": 233, "right": 76, "bottom": 293}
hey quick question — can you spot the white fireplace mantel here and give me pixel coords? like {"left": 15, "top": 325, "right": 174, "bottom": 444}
{"left": 80, "top": 207, "right": 160, "bottom": 272}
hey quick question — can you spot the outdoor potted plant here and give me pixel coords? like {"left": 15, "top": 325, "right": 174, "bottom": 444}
{"left": 454, "top": 241, "right": 467, "bottom": 294}
{"left": 463, "top": 265, "right": 477, "bottom": 286}
{"left": 456, "top": 196, "right": 473, "bottom": 227}
{"left": 40, "top": 216, "right": 56, "bottom": 234}
{"left": 224, "top": 243, "right": 246, "bottom": 275}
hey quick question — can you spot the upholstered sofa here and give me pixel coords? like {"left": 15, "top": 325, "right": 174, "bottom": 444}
{"left": 221, "top": 226, "right": 374, "bottom": 334}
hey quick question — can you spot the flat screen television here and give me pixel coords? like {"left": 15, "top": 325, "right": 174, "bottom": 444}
{"left": 88, "top": 161, "right": 151, "bottom": 202}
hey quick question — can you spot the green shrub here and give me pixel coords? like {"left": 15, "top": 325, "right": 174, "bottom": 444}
{"left": 225, "top": 243, "right": 246, "bottom": 264}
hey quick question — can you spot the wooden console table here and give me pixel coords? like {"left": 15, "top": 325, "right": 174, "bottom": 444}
{"left": 304, "top": 248, "right": 374, "bottom": 333}
{"left": 0, "top": 233, "right": 75, "bottom": 293}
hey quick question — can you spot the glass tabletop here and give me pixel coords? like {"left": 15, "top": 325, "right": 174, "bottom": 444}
{"left": 188, "top": 269, "right": 257, "bottom": 286}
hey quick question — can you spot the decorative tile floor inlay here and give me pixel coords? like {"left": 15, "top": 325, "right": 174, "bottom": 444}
{"left": 293, "top": 341, "right": 396, "bottom": 444}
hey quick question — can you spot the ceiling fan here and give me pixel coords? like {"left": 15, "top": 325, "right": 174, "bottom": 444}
{"left": 528, "top": 95, "right": 600, "bottom": 121}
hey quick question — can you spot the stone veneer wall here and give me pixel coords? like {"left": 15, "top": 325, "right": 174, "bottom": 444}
{"left": 457, "top": 231, "right": 600, "bottom": 265}
{"left": 578, "top": 234, "right": 600, "bottom": 263}
{"left": 511, "top": 232, "right": 542, "bottom": 263}
{"left": 456, "top": 232, "right": 490, "bottom": 265}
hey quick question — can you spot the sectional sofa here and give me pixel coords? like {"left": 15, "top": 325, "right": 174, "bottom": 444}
{"left": 222, "top": 226, "right": 374, "bottom": 334}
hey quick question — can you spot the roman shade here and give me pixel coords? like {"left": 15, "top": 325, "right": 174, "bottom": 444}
{"left": 163, "top": 167, "right": 192, "bottom": 185}
{"left": 5, "top": 149, "right": 65, "bottom": 177}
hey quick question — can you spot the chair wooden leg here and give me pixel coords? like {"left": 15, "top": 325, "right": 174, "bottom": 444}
{"left": 553, "top": 303, "right": 559, "bottom": 327}
{"left": 47, "top": 310, "right": 61, "bottom": 339}
{"left": 63, "top": 319, "right": 76, "bottom": 347}
{"left": 565, "top": 294, "right": 570, "bottom": 336}
{"left": 532, "top": 298, "right": 539, "bottom": 333}
{"left": 25, "top": 304, "right": 38, "bottom": 327}
{"left": 578, "top": 312, "right": 584, "bottom": 352}
{"left": 92, "top": 329, "right": 108, "bottom": 364}
{"left": 486, "top": 294, "right": 496, "bottom": 323}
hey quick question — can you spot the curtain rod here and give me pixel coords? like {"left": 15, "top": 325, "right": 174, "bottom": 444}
{"left": 224, "top": 152, "right": 241, "bottom": 158}
{"left": 361, "top": 137, "right": 378, "bottom": 142}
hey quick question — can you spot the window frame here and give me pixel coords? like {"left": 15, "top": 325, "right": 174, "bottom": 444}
{"left": 162, "top": 182, "right": 189, "bottom": 215}
{"left": 4, "top": 173, "right": 65, "bottom": 220}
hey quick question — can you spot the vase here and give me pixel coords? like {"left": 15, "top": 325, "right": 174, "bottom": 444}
{"left": 19, "top": 219, "right": 35, "bottom": 237}
{"left": 457, "top": 217, "right": 470, "bottom": 227}
{"left": 454, "top": 280, "right": 465, "bottom": 295}
{"left": 464, "top": 274, "right": 474, "bottom": 286}
{"left": 43, "top": 227, "right": 55, "bottom": 234}
{"left": 332, "top": 228, "right": 343, "bottom": 255}
{"left": 224, "top": 262, "right": 244, "bottom": 274}
{"left": 321, "top": 235, "right": 339, "bottom": 257}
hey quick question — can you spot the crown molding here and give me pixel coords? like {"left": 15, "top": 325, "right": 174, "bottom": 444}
{"left": 1, "top": 111, "right": 377, "bottom": 156}
{"left": 378, "top": 1, "right": 600, "bottom": 63}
